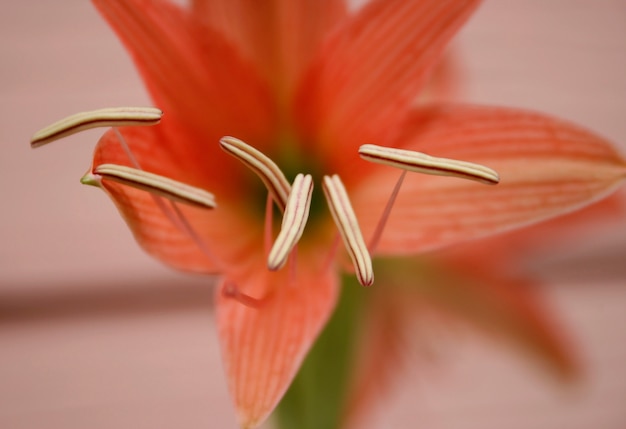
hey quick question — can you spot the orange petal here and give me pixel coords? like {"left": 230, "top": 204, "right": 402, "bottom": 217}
{"left": 446, "top": 191, "right": 626, "bottom": 268}
{"left": 92, "top": 0, "right": 276, "bottom": 152}
{"left": 352, "top": 104, "right": 626, "bottom": 255}
{"left": 294, "top": 0, "right": 480, "bottom": 173}
{"left": 92, "top": 127, "right": 261, "bottom": 273}
{"left": 191, "top": 0, "right": 347, "bottom": 99}
{"left": 344, "top": 254, "right": 579, "bottom": 427}
{"left": 423, "top": 254, "right": 581, "bottom": 380}
{"left": 217, "top": 248, "right": 339, "bottom": 428}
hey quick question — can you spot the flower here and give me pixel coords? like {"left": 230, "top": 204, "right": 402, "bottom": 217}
{"left": 30, "top": 0, "right": 626, "bottom": 427}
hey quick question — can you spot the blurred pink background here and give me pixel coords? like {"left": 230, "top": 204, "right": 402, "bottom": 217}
{"left": 1, "top": 1, "right": 626, "bottom": 428}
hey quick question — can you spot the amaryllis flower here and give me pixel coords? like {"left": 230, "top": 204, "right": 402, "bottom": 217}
{"left": 30, "top": 0, "right": 626, "bottom": 428}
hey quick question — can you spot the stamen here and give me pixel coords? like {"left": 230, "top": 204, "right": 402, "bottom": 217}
{"left": 268, "top": 174, "right": 314, "bottom": 271}
{"left": 30, "top": 107, "right": 163, "bottom": 148}
{"left": 322, "top": 175, "right": 374, "bottom": 286}
{"left": 89, "top": 163, "right": 216, "bottom": 209}
{"left": 219, "top": 136, "right": 291, "bottom": 211}
{"left": 359, "top": 144, "right": 500, "bottom": 185}
{"left": 222, "top": 282, "right": 268, "bottom": 309}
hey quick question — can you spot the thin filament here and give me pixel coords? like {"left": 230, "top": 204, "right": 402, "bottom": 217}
{"left": 264, "top": 193, "right": 274, "bottom": 258}
{"left": 222, "top": 282, "right": 268, "bottom": 309}
{"left": 368, "top": 170, "right": 406, "bottom": 253}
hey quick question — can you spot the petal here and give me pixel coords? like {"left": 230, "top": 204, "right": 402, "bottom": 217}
{"left": 352, "top": 105, "right": 626, "bottom": 254}
{"left": 92, "top": 127, "right": 261, "bottom": 273}
{"left": 294, "top": 0, "right": 480, "bottom": 172}
{"left": 217, "top": 248, "right": 339, "bottom": 428}
{"left": 93, "top": 0, "right": 276, "bottom": 152}
{"left": 420, "top": 254, "right": 580, "bottom": 380}
{"left": 191, "top": 0, "right": 347, "bottom": 99}
{"left": 449, "top": 191, "right": 626, "bottom": 268}
{"left": 344, "top": 254, "right": 580, "bottom": 427}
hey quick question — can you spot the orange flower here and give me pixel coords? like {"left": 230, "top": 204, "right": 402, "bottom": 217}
{"left": 30, "top": 0, "right": 626, "bottom": 427}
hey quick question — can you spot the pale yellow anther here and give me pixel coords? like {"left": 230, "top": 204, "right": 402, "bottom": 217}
{"left": 267, "top": 174, "right": 314, "bottom": 271}
{"left": 86, "top": 164, "right": 216, "bottom": 209}
{"left": 322, "top": 175, "right": 374, "bottom": 286}
{"left": 30, "top": 107, "right": 163, "bottom": 148}
{"left": 219, "top": 136, "right": 291, "bottom": 211}
{"left": 359, "top": 144, "right": 500, "bottom": 185}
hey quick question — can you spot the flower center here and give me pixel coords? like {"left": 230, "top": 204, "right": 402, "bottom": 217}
{"left": 219, "top": 136, "right": 500, "bottom": 290}
{"left": 31, "top": 107, "right": 501, "bottom": 307}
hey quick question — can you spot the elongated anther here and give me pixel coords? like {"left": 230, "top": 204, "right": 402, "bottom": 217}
{"left": 85, "top": 164, "right": 216, "bottom": 209}
{"left": 219, "top": 136, "right": 291, "bottom": 211}
{"left": 30, "top": 107, "right": 163, "bottom": 148}
{"left": 268, "top": 174, "right": 314, "bottom": 271}
{"left": 322, "top": 175, "right": 374, "bottom": 286}
{"left": 359, "top": 144, "right": 500, "bottom": 185}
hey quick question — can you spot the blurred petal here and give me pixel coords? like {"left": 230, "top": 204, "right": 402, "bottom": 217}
{"left": 217, "top": 250, "right": 339, "bottom": 428}
{"left": 419, "top": 49, "right": 464, "bottom": 104}
{"left": 191, "top": 0, "right": 347, "bottom": 98}
{"left": 419, "top": 255, "right": 581, "bottom": 379}
{"left": 344, "top": 254, "right": 579, "bottom": 427}
{"left": 447, "top": 191, "right": 626, "bottom": 267}
{"left": 92, "top": 127, "right": 260, "bottom": 273}
{"left": 294, "top": 0, "right": 480, "bottom": 171}
{"left": 353, "top": 105, "right": 626, "bottom": 254}
{"left": 342, "top": 285, "right": 410, "bottom": 429}
{"left": 93, "top": 0, "right": 276, "bottom": 153}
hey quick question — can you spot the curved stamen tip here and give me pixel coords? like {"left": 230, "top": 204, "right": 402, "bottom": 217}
{"left": 268, "top": 174, "right": 314, "bottom": 271}
{"left": 359, "top": 144, "right": 500, "bottom": 185}
{"left": 92, "top": 163, "right": 216, "bottom": 209}
{"left": 219, "top": 136, "right": 291, "bottom": 211}
{"left": 30, "top": 107, "right": 163, "bottom": 148}
{"left": 322, "top": 174, "right": 374, "bottom": 286}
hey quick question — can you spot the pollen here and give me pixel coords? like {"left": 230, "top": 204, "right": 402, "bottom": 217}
{"left": 30, "top": 107, "right": 163, "bottom": 148}
{"left": 220, "top": 136, "right": 291, "bottom": 211}
{"left": 268, "top": 174, "right": 314, "bottom": 271}
{"left": 87, "top": 163, "right": 216, "bottom": 209}
{"left": 322, "top": 175, "right": 374, "bottom": 286}
{"left": 359, "top": 144, "right": 500, "bottom": 185}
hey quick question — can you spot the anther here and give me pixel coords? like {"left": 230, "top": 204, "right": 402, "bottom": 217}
{"left": 268, "top": 174, "right": 314, "bottom": 271}
{"left": 30, "top": 107, "right": 163, "bottom": 148}
{"left": 87, "top": 163, "right": 216, "bottom": 209}
{"left": 222, "top": 282, "right": 268, "bottom": 309}
{"left": 219, "top": 136, "right": 291, "bottom": 211}
{"left": 322, "top": 175, "right": 374, "bottom": 286}
{"left": 359, "top": 144, "right": 500, "bottom": 185}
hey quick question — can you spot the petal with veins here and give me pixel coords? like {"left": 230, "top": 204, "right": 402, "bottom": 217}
{"left": 191, "top": 0, "right": 347, "bottom": 97}
{"left": 295, "top": 0, "right": 480, "bottom": 170}
{"left": 352, "top": 105, "right": 626, "bottom": 255}
{"left": 93, "top": 127, "right": 260, "bottom": 274}
{"left": 92, "top": 0, "right": 276, "bottom": 158}
{"left": 217, "top": 249, "right": 338, "bottom": 428}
